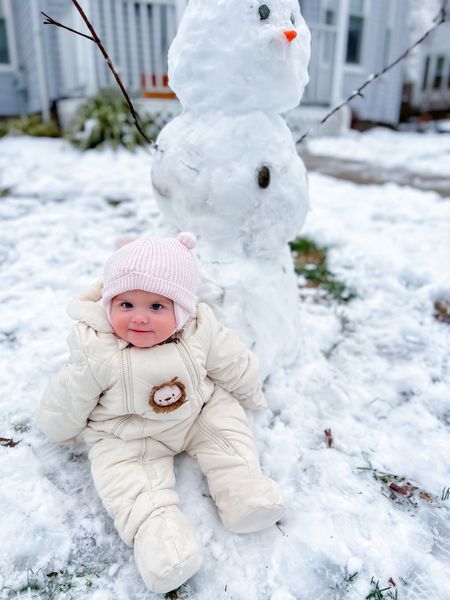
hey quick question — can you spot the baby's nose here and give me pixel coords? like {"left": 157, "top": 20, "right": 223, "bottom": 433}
{"left": 132, "top": 312, "right": 149, "bottom": 323}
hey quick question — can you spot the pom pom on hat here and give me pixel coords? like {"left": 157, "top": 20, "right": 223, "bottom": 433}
{"left": 177, "top": 232, "right": 196, "bottom": 250}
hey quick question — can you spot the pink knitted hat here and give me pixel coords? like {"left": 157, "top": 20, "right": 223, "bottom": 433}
{"left": 102, "top": 232, "right": 198, "bottom": 330}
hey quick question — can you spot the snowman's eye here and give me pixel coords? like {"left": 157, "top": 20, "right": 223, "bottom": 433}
{"left": 258, "top": 165, "right": 271, "bottom": 189}
{"left": 259, "top": 4, "right": 270, "bottom": 20}
{"left": 290, "top": 13, "right": 296, "bottom": 25}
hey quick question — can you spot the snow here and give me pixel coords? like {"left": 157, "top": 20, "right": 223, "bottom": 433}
{"left": 168, "top": 0, "right": 311, "bottom": 114}
{"left": 1, "top": 132, "right": 450, "bottom": 599}
{"left": 305, "top": 127, "right": 450, "bottom": 178}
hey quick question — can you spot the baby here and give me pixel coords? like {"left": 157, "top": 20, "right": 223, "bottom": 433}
{"left": 38, "top": 232, "right": 283, "bottom": 593}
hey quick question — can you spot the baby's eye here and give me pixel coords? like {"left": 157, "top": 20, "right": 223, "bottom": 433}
{"left": 121, "top": 302, "right": 133, "bottom": 309}
{"left": 150, "top": 303, "right": 164, "bottom": 311}
{"left": 290, "top": 13, "right": 295, "bottom": 25}
{"left": 259, "top": 4, "right": 270, "bottom": 20}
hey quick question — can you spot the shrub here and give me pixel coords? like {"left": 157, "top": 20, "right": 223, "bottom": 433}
{"left": 68, "top": 89, "right": 159, "bottom": 150}
{"left": 0, "top": 114, "right": 61, "bottom": 138}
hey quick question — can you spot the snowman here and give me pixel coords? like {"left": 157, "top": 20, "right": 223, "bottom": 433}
{"left": 151, "top": 0, "right": 311, "bottom": 377}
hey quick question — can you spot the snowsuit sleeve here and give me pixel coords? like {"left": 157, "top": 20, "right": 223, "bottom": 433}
{"left": 37, "top": 325, "right": 108, "bottom": 443}
{"left": 202, "top": 304, "right": 268, "bottom": 411}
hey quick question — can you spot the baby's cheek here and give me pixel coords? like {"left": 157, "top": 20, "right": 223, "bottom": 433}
{"left": 110, "top": 313, "right": 129, "bottom": 339}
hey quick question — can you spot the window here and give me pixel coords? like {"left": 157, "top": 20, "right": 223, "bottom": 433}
{"left": 422, "top": 56, "right": 430, "bottom": 91}
{"left": 325, "top": 9, "right": 335, "bottom": 25}
{"left": 346, "top": 0, "right": 366, "bottom": 65}
{"left": 323, "top": 0, "right": 338, "bottom": 25}
{"left": 0, "top": 0, "right": 11, "bottom": 65}
{"left": 433, "top": 55, "right": 445, "bottom": 89}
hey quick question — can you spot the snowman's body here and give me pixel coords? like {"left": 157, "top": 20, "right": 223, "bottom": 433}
{"left": 152, "top": 0, "right": 311, "bottom": 376}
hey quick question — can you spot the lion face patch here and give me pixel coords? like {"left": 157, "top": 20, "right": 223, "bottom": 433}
{"left": 149, "top": 377, "right": 187, "bottom": 413}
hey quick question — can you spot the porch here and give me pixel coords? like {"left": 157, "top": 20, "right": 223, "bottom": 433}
{"left": 58, "top": 0, "right": 185, "bottom": 100}
{"left": 57, "top": 0, "right": 345, "bottom": 107}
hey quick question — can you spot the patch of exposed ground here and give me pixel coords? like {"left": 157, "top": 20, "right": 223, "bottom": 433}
{"left": 302, "top": 153, "right": 450, "bottom": 198}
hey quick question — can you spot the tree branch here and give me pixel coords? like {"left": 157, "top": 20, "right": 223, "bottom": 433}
{"left": 42, "top": 0, "right": 155, "bottom": 148}
{"left": 42, "top": 12, "right": 94, "bottom": 41}
{"left": 297, "top": 0, "right": 449, "bottom": 144}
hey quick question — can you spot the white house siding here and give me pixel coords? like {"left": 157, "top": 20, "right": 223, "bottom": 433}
{"left": 0, "top": 72, "right": 23, "bottom": 114}
{"left": 300, "top": 0, "right": 322, "bottom": 25}
{"left": 8, "top": 0, "right": 64, "bottom": 115}
{"left": 0, "top": 0, "right": 21, "bottom": 115}
{"left": 11, "top": 0, "right": 39, "bottom": 113}
{"left": 341, "top": 0, "right": 408, "bottom": 124}
{"left": 300, "top": 0, "right": 408, "bottom": 123}
{"left": 41, "top": 0, "right": 65, "bottom": 103}
{"left": 412, "top": 20, "right": 450, "bottom": 111}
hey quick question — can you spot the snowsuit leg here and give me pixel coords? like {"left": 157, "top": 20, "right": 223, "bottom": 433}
{"left": 185, "top": 388, "right": 284, "bottom": 533}
{"left": 87, "top": 434, "right": 203, "bottom": 593}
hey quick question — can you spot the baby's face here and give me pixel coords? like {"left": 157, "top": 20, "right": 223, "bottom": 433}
{"left": 110, "top": 290, "right": 176, "bottom": 348}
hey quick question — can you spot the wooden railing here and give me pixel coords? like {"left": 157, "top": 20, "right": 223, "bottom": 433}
{"left": 90, "top": 0, "right": 177, "bottom": 97}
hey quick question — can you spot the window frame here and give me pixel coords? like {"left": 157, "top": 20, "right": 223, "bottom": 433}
{"left": 0, "top": 0, "right": 17, "bottom": 72}
{"left": 422, "top": 55, "right": 431, "bottom": 92}
{"left": 432, "top": 55, "right": 446, "bottom": 90}
{"left": 345, "top": 0, "right": 370, "bottom": 71}
{"left": 382, "top": 0, "right": 396, "bottom": 67}
{"left": 448, "top": 56, "right": 450, "bottom": 90}
{"left": 320, "top": 0, "right": 339, "bottom": 27}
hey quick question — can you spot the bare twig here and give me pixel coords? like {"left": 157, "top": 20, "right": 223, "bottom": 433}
{"left": 297, "top": 0, "right": 449, "bottom": 144}
{"left": 324, "top": 428, "right": 334, "bottom": 448}
{"left": 42, "top": 12, "right": 94, "bottom": 40}
{"left": 42, "top": 0, "right": 155, "bottom": 148}
{"left": 0, "top": 437, "right": 21, "bottom": 448}
{"left": 276, "top": 521, "right": 287, "bottom": 536}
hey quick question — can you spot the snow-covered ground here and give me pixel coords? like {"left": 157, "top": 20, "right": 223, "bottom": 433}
{"left": 0, "top": 132, "right": 449, "bottom": 599}
{"left": 305, "top": 127, "right": 450, "bottom": 178}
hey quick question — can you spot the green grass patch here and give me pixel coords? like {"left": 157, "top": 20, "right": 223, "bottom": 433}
{"left": 0, "top": 114, "right": 61, "bottom": 138}
{"left": 12, "top": 566, "right": 100, "bottom": 599}
{"left": 331, "top": 570, "right": 359, "bottom": 596}
{"left": 105, "top": 197, "right": 126, "bottom": 207}
{"left": 165, "top": 585, "right": 193, "bottom": 599}
{"left": 366, "top": 576, "right": 398, "bottom": 599}
{"left": 289, "top": 237, "right": 355, "bottom": 303}
{"left": 0, "top": 187, "right": 12, "bottom": 198}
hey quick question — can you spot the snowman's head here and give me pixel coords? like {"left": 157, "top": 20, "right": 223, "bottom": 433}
{"left": 169, "top": 0, "right": 311, "bottom": 114}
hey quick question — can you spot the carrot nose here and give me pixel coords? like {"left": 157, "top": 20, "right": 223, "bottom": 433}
{"left": 284, "top": 30, "right": 297, "bottom": 42}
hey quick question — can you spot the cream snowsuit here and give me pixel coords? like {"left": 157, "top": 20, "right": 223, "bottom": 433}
{"left": 38, "top": 283, "right": 284, "bottom": 593}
